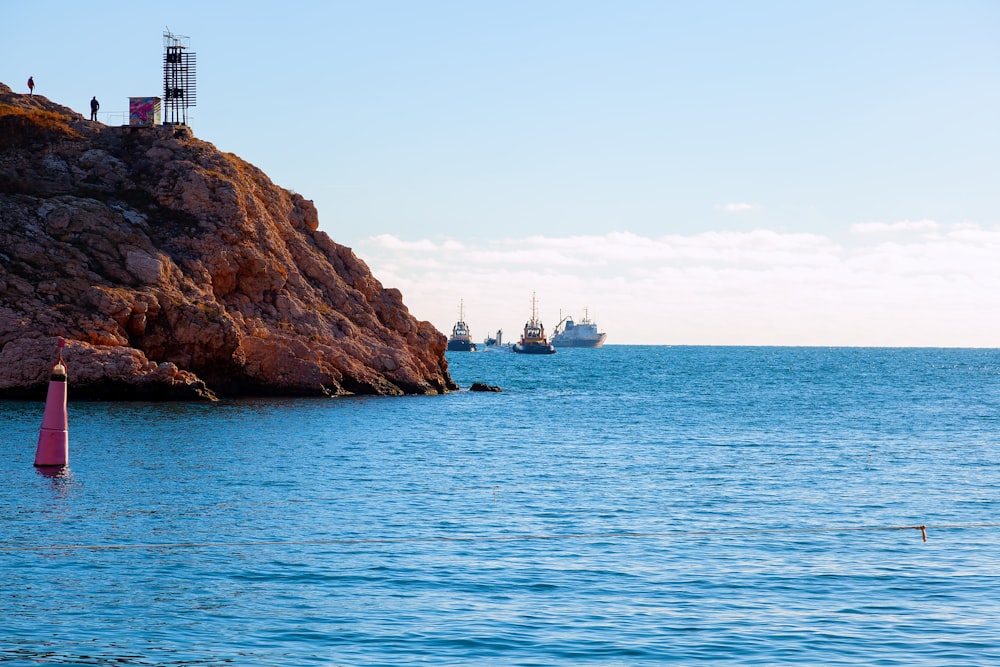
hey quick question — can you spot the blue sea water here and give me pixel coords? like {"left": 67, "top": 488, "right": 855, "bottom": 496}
{"left": 3, "top": 346, "right": 1000, "bottom": 666}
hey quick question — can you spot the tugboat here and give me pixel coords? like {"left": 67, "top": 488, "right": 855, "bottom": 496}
{"left": 551, "top": 308, "right": 607, "bottom": 348}
{"left": 447, "top": 300, "right": 477, "bottom": 352}
{"left": 512, "top": 293, "right": 556, "bottom": 355}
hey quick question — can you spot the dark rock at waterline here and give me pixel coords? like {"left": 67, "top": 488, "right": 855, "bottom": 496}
{"left": 469, "top": 382, "right": 502, "bottom": 392}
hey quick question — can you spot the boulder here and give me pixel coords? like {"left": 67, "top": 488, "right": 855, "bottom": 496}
{"left": 469, "top": 382, "right": 502, "bottom": 393}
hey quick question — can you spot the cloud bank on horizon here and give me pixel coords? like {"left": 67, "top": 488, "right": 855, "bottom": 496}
{"left": 359, "top": 222, "right": 1000, "bottom": 347}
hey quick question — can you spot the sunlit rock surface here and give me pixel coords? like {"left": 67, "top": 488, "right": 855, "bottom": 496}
{"left": 0, "top": 82, "right": 456, "bottom": 400}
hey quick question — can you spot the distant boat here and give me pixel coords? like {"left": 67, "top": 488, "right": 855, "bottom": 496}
{"left": 447, "top": 300, "right": 477, "bottom": 352}
{"left": 551, "top": 308, "right": 607, "bottom": 348}
{"left": 512, "top": 293, "right": 556, "bottom": 355}
{"left": 482, "top": 330, "right": 513, "bottom": 352}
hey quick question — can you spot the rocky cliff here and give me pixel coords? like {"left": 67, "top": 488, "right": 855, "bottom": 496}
{"left": 0, "top": 83, "right": 456, "bottom": 399}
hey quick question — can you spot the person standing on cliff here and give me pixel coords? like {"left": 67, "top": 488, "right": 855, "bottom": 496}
{"left": 90, "top": 96, "right": 100, "bottom": 121}
{"left": 27, "top": 76, "right": 34, "bottom": 96}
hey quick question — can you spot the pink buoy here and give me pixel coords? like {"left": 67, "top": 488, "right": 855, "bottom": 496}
{"left": 35, "top": 338, "right": 69, "bottom": 467}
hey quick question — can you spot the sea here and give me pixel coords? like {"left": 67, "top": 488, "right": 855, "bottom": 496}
{"left": 2, "top": 346, "right": 1000, "bottom": 666}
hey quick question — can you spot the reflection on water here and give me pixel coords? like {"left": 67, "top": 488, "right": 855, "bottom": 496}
{"left": 35, "top": 464, "right": 75, "bottom": 485}
{"left": 33, "top": 465, "right": 81, "bottom": 518}
{"left": 35, "top": 464, "right": 68, "bottom": 476}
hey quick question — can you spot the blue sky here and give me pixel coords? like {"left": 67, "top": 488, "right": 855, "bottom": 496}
{"left": 3, "top": 1, "right": 999, "bottom": 344}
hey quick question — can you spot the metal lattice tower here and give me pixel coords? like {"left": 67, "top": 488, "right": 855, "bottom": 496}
{"left": 163, "top": 30, "right": 197, "bottom": 125}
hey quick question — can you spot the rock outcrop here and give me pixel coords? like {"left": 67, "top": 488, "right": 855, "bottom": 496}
{"left": 469, "top": 382, "right": 502, "bottom": 393}
{"left": 0, "top": 83, "right": 456, "bottom": 399}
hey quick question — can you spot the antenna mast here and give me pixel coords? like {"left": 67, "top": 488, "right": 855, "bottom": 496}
{"left": 163, "top": 30, "right": 197, "bottom": 125}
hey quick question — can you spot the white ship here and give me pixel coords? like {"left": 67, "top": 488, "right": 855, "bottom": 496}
{"left": 551, "top": 309, "right": 607, "bottom": 348}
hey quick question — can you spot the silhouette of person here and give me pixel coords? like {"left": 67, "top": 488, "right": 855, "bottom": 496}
{"left": 27, "top": 76, "right": 34, "bottom": 96}
{"left": 90, "top": 96, "right": 100, "bottom": 121}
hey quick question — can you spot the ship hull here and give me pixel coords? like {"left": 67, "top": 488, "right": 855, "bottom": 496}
{"left": 447, "top": 339, "right": 477, "bottom": 352}
{"left": 551, "top": 332, "right": 607, "bottom": 348}
{"left": 512, "top": 342, "right": 556, "bottom": 354}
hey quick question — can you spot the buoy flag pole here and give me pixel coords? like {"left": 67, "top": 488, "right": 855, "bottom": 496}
{"left": 35, "top": 338, "right": 69, "bottom": 467}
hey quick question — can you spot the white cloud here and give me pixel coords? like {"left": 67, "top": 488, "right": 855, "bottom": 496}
{"left": 717, "top": 202, "right": 759, "bottom": 213}
{"left": 357, "top": 225, "right": 1000, "bottom": 346}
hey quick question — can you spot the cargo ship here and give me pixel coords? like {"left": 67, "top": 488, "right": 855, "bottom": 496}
{"left": 551, "top": 309, "right": 607, "bottom": 348}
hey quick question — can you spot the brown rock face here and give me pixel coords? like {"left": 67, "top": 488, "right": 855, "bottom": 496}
{"left": 0, "top": 83, "right": 456, "bottom": 399}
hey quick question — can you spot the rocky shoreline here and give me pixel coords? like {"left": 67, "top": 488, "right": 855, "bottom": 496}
{"left": 0, "top": 83, "right": 457, "bottom": 399}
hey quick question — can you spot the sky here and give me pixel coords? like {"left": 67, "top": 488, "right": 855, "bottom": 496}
{"left": 3, "top": 1, "right": 999, "bottom": 345}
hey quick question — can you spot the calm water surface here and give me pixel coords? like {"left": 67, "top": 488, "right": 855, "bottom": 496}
{"left": 3, "top": 346, "right": 1000, "bottom": 665}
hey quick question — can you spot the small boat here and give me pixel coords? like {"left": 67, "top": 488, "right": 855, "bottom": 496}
{"left": 482, "top": 330, "right": 513, "bottom": 352}
{"left": 447, "top": 300, "right": 477, "bottom": 352}
{"left": 551, "top": 308, "right": 607, "bottom": 348}
{"left": 483, "top": 329, "right": 503, "bottom": 347}
{"left": 512, "top": 293, "right": 556, "bottom": 355}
